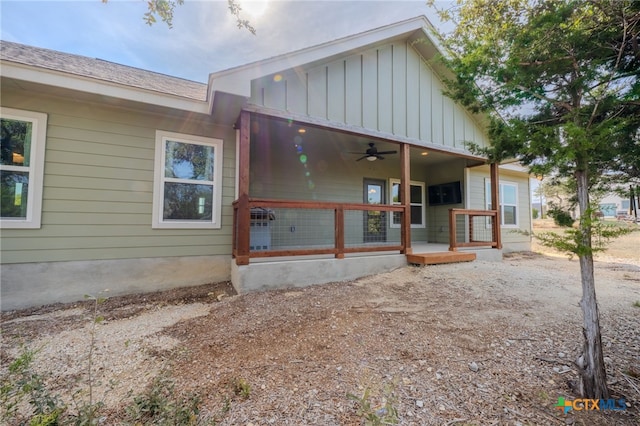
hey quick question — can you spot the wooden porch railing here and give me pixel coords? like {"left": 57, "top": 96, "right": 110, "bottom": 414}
{"left": 233, "top": 198, "right": 407, "bottom": 264}
{"left": 448, "top": 208, "right": 502, "bottom": 251}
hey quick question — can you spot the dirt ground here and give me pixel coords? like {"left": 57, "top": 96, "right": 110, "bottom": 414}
{"left": 2, "top": 220, "right": 639, "bottom": 425}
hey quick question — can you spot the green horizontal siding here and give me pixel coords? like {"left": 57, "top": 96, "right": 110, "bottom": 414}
{"left": 44, "top": 187, "right": 153, "bottom": 203}
{"left": 3, "top": 224, "right": 223, "bottom": 238}
{"left": 1, "top": 88, "right": 236, "bottom": 264}
{"left": 4, "top": 234, "right": 232, "bottom": 251}
{"left": 1, "top": 245, "right": 232, "bottom": 264}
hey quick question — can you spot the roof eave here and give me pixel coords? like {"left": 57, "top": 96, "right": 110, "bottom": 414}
{"left": 208, "top": 15, "right": 435, "bottom": 101}
{"left": 1, "top": 61, "right": 211, "bottom": 114}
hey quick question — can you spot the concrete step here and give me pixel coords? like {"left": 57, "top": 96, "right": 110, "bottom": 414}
{"left": 406, "top": 251, "right": 476, "bottom": 265}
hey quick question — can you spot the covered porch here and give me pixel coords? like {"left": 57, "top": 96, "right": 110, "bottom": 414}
{"left": 231, "top": 111, "right": 502, "bottom": 292}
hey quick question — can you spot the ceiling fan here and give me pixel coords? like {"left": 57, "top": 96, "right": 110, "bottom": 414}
{"left": 351, "top": 142, "right": 398, "bottom": 162}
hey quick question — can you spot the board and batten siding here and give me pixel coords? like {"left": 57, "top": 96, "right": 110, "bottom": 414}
{"left": 250, "top": 41, "right": 488, "bottom": 152}
{"left": 1, "top": 89, "right": 236, "bottom": 265}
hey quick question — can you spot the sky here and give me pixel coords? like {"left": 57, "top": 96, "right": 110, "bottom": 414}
{"left": 1, "top": 1, "right": 447, "bottom": 83}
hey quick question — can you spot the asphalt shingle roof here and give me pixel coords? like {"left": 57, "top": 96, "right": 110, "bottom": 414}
{"left": 0, "top": 41, "right": 208, "bottom": 102}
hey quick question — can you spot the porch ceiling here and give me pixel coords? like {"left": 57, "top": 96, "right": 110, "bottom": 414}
{"left": 253, "top": 115, "right": 484, "bottom": 168}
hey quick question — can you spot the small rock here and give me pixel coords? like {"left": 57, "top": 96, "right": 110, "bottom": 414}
{"left": 558, "top": 352, "right": 565, "bottom": 358}
{"left": 469, "top": 361, "right": 479, "bottom": 372}
{"left": 416, "top": 400, "right": 424, "bottom": 408}
{"left": 439, "top": 404, "right": 446, "bottom": 411}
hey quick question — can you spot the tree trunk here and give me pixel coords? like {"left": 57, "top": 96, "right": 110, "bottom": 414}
{"left": 575, "top": 169, "right": 609, "bottom": 399}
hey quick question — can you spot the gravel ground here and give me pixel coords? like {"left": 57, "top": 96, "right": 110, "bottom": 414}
{"left": 1, "top": 228, "right": 639, "bottom": 425}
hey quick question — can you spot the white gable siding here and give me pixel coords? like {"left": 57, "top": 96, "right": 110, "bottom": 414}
{"left": 249, "top": 41, "right": 489, "bottom": 153}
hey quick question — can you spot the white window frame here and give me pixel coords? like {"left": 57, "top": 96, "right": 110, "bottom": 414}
{"left": 485, "top": 178, "right": 518, "bottom": 228}
{"left": 389, "top": 178, "right": 425, "bottom": 228}
{"left": 152, "top": 130, "right": 223, "bottom": 229}
{"left": 0, "top": 108, "right": 47, "bottom": 229}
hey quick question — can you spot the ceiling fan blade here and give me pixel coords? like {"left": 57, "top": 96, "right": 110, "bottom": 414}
{"left": 355, "top": 155, "right": 369, "bottom": 161}
{"left": 377, "top": 155, "right": 385, "bottom": 160}
{"left": 376, "top": 150, "right": 397, "bottom": 155}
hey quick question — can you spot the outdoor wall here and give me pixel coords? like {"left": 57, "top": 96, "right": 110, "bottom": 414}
{"left": 249, "top": 40, "right": 489, "bottom": 154}
{"left": 467, "top": 165, "right": 532, "bottom": 251}
{"left": 249, "top": 132, "right": 432, "bottom": 245}
{"left": 0, "top": 87, "right": 237, "bottom": 309}
{"left": 422, "top": 158, "right": 467, "bottom": 244}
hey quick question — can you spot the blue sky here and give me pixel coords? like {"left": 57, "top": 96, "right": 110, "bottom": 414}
{"left": 1, "top": 1, "right": 445, "bottom": 83}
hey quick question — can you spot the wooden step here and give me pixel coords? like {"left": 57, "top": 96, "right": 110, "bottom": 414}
{"left": 406, "top": 251, "right": 476, "bottom": 265}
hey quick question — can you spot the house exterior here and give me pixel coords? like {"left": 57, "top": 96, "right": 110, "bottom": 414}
{"left": 0, "top": 16, "right": 532, "bottom": 311}
{"left": 598, "top": 189, "right": 638, "bottom": 219}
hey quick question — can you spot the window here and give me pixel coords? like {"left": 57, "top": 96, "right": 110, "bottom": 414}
{"left": 485, "top": 179, "right": 518, "bottom": 226}
{"left": 389, "top": 179, "right": 425, "bottom": 228}
{"left": 1, "top": 108, "right": 47, "bottom": 229}
{"left": 152, "top": 131, "right": 223, "bottom": 229}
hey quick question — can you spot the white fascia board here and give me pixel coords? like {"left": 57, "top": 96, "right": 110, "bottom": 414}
{"left": 208, "top": 15, "right": 433, "bottom": 99}
{"left": 500, "top": 162, "right": 530, "bottom": 174}
{"left": 1, "top": 62, "right": 210, "bottom": 114}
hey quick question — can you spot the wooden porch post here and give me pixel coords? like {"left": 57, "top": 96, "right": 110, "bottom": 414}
{"left": 490, "top": 162, "right": 503, "bottom": 249}
{"left": 236, "top": 110, "right": 251, "bottom": 265}
{"left": 400, "top": 144, "right": 412, "bottom": 254}
{"left": 335, "top": 206, "right": 345, "bottom": 259}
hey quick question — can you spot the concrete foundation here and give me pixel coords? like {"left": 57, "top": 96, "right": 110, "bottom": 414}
{"left": 2, "top": 246, "right": 507, "bottom": 310}
{"left": 231, "top": 247, "right": 504, "bottom": 294}
{"left": 231, "top": 253, "right": 408, "bottom": 294}
{"left": 468, "top": 248, "right": 504, "bottom": 262}
{"left": 0, "top": 255, "right": 231, "bottom": 311}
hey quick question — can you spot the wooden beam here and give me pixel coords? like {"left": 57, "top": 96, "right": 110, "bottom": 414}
{"left": 335, "top": 206, "right": 345, "bottom": 259}
{"left": 448, "top": 208, "right": 457, "bottom": 251}
{"left": 236, "top": 111, "right": 251, "bottom": 265}
{"left": 490, "top": 162, "right": 502, "bottom": 249}
{"left": 400, "top": 143, "right": 412, "bottom": 254}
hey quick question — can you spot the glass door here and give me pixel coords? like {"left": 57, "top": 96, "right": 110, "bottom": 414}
{"left": 363, "top": 179, "right": 386, "bottom": 243}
